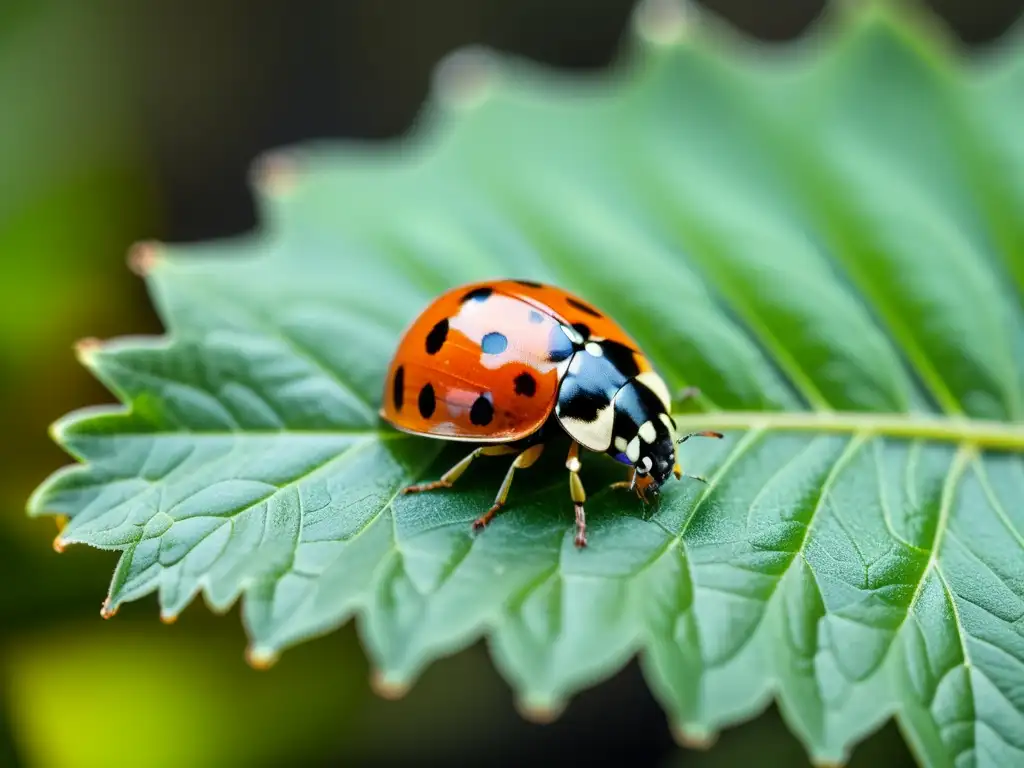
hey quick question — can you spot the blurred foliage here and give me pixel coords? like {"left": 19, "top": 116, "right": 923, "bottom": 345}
{"left": 0, "top": 1, "right": 158, "bottom": 532}
{"left": 4, "top": 1, "right": 1024, "bottom": 767}
{"left": 5, "top": 626, "right": 365, "bottom": 768}
{"left": 1, "top": 619, "right": 521, "bottom": 767}
{"left": 0, "top": 4, "right": 158, "bottom": 765}
{"left": 26, "top": 0, "right": 1024, "bottom": 765}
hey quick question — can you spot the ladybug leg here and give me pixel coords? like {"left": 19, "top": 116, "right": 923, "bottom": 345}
{"left": 673, "top": 462, "right": 709, "bottom": 484}
{"left": 472, "top": 443, "right": 545, "bottom": 533}
{"left": 566, "top": 442, "right": 588, "bottom": 548}
{"left": 608, "top": 469, "right": 638, "bottom": 494}
{"left": 404, "top": 445, "right": 517, "bottom": 495}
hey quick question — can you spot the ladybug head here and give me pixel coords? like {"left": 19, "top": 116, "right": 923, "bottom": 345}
{"left": 631, "top": 424, "right": 677, "bottom": 499}
{"left": 632, "top": 427, "right": 724, "bottom": 499}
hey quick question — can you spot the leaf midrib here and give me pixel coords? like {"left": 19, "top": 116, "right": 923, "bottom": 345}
{"left": 672, "top": 411, "right": 1024, "bottom": 450}
{"left": 58, "top": 410, "right": 1024, "bottom": 450}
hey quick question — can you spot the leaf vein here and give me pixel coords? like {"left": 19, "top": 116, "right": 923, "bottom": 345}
{"left": 179, "top": 277, "right": 378, "bottom": 423}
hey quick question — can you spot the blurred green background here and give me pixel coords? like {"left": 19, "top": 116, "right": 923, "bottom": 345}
{"left": 1, "top": 1, "right": 1019, "bottom": 766}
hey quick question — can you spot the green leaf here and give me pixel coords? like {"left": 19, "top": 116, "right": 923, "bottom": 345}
{"left": 30, "top": 2, "right": 1024, "bottom": 765}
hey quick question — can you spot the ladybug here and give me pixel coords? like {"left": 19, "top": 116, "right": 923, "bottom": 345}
{"left": 380, "top": 279, "right": 722, "bottom": 547}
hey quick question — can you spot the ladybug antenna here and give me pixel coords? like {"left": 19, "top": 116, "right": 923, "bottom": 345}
{"left": 677, "top": 430, "right": 724, "bottom": 445}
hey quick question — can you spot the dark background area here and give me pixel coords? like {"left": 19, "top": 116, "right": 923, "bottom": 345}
{"left": 1, "top": 1, "right": 1022, "bottom": 765}
{"left": 128, "top": 0, "right": 1024, "bottom": 245}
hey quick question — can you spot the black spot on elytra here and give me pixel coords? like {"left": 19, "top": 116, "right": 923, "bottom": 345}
{"left": 556, "top": 346, "right": 629, "bottom": 424}
{"left": 418, "top": 383, "right": 436, "bottom": 419}
{"left": 514, "top": 372, "right": 537, "bottom": 397}
{"left": 599, "top": 339, "right": 641, "bottom": 378}
{"left": 610, "top": 382, "right": 646, "bottom": 439}
{"left": 567, "top": 297, "right": 602, "bottom": 318}
{"left": 572, "top": 322, "right": 591, "bottom": 340}
{"left": 556, "top": 383, "right": 608, "bottom": 423}
{"left": 481, "top": 332, "right": 508, "bottom": 355}
{"left": 392, "top": 366, "right": 405, "bottom": 411}
{"left": 462, "top": 286, "right": 493, "bottom": 303}
{"left": 515, "top": 279, "right": 544, "bottom": 288}
{"left": 632, "top": 377, "right": 668, "bottom": 414}
{"left": 528, "top": 310, "right": 544, "bottom": 324}
{"left": 614, "top": 378, "right": 670, "bottom": 447}
{"left": 425, "top": 318, "right": 448, "bottom": 355}
{"left": 470, "top": 394, "right": 494, "bottom": 426}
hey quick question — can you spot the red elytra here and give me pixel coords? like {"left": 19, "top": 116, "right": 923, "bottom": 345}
{"left": 380, "top": 279, "right": 722, "bottom": 547}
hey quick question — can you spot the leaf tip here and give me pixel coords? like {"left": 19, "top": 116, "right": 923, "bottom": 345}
{"left": 245, "top": 645, "right": 279, "bottom": 671}
{"left": 45, "top": 418, "right": 65, "bottom": 447}
{"left": 515, "top": 697, "right": 566, "bottom": 724}
{"left": 251, "top": 151, "right": 300, "bottom": 198}
{"left": 100, "top": 599, "right": 119, "bottom": 620}
{"left": 73, "top": 337, "right": 102, "bottom": 367}
{"left": 634, "top": 0, "right": 697, "bottom": 47}
{"left": 671, "top": 724, "right": 718, "bottom": 750}
{"left": 127, "top": 240, "right": 164, "bottom": 277}
{"left": 434, "top": 46, "right": 496, "bottom": 111}
{"left": 369, "top": 669, "right": 411, "bottom": 700}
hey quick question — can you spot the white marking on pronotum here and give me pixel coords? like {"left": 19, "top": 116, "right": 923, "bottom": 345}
{"left": 639, "top": 421, "right": 657, "bottom": 444}
{"left": 585, "top": 342, "right": 603, "bottom": 357}
{"left": 626, "top": 436, "right": 641, "bottom": 463}
{"left": 614, "top": 436, "right": 629, "bottom": 452}
{"left": 659, "top": 412, "right": 675, "bottom": 432}
{"left": 558, "top": 404, "right": 615, "bottom": 452}
{"left": 640, "top": 456, "right": 653, "bottom": 473}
